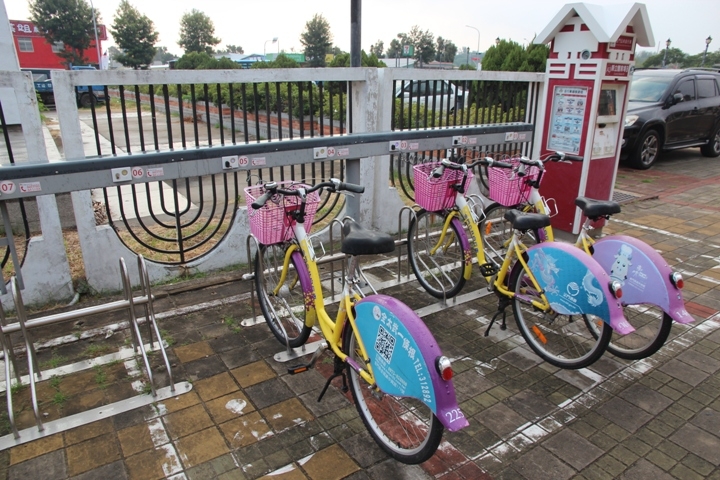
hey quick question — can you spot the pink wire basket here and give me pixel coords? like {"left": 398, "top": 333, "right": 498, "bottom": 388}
{"left": 413, "top": 162, "right": 474, "bottom": 211}
{"left": 488, "top": 158, "right": 541, "bottom": 207}
{"left": 244, "top": 182, "right": 321, "bottom": 245}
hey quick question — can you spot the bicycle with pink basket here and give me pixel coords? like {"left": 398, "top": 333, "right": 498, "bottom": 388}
{"left": 406, "top": 155, "right": 516, "bottom": 298}
{"left": 406, "top": 157, "right": 635, "bottom": 369}
{"left": 245, "top": 179, "right": 468, "bottom": 463}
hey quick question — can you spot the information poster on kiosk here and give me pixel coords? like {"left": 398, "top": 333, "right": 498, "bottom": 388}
{"left": 547, "top": 86, "right": 588, "bottom": 154}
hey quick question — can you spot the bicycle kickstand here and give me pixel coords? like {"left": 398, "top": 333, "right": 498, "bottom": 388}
{"left": 317, "top": 354, "right": 348, "bottom": 402}
{"left": 484, "top": 296, "right": 511, "bottom": 337}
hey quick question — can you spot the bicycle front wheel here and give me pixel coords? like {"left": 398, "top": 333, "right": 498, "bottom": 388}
{"left": 585, "top": 304, "right": 673, "bottom": 360}
{"left": 510, "top": 264, "right": 611, "bottom": 369}
{"left": 255, "top": 244, "right": 313, "bottom": 348}
{"left": 407, "top": 209, "right": 468, "bottom": 299}
{"left": 343, "top": 325, "right": 443, "bottom": 464}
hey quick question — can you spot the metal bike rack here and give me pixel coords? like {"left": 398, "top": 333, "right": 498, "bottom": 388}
{"left": 397, "top": 206, "right": 419, "bottom": 283}
{"left": 0, "top": 255, "right": 179, "bottom": 440}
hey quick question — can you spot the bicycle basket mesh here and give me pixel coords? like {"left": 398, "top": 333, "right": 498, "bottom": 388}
{"left": 413, "top": 162, "right": 474, "bottom": 211}
{"left": 488, "top": 157, "right": 541, "bottom": 207}
{"left": 244, "top": 181, "right": 321, "bottom": 245}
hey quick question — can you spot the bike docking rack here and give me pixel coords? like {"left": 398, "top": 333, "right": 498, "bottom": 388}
{"left": 0, "top": 255, "right": 190, "bottom": 449}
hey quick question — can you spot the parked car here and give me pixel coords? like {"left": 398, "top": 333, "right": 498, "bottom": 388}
{"left": 622, "top": 68, "right": 720, "bottom": 169}
{"left": 394, "top": 79, "right": 469, "bottom": 113}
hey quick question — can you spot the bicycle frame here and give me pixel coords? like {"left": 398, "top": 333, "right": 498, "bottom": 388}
{"left": 282, "top": 218, "right": 468, "bottom": 431}
{"left": 429, "top": 190, "right": 493, "bottom": 282}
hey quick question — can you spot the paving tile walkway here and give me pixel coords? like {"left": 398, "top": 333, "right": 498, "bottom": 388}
{"left": 1, "top": 149, "right": 719, "bottom": 479}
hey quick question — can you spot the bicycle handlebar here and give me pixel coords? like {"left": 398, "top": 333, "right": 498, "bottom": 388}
{"left": 251, "top": 178, "right": 364, "bottom": 209}
{"left": 544, "top": 151, "right": 584, "bottom": 162}
{"left": 430, "top": 157, "right": 513, "bottom": 178}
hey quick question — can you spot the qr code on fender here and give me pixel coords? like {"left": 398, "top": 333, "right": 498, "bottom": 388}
{"left": 374, "top": 325, "right": 396, "bottom": 363}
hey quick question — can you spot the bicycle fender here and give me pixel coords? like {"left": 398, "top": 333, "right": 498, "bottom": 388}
{"left": 522, "top": 242, "right": 634, "bottom": 334}
{"left": 592, "top": 236, "right": 691, "bottom": 324}
{"left": 354, "top": 295, "right": 469, "bottom": 432}
{"left": 290, "top": 250, "right": 317, "bottom": 328}
{"left": 450, "top": 216, "right": 473, "bottom": 280}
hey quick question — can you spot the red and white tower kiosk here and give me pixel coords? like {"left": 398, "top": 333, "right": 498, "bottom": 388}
{"left": 534, "top": 3, "right": 655, "bottom": 233}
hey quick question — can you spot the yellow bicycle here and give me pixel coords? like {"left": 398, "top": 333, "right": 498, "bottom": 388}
{"left": 247, "top": 178, "right": 468, "bottom": 464}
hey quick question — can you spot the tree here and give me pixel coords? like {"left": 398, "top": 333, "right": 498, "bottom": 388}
{"left": 178, "top": 9, "right": 220, "bottom": 54}
{"left": 328, "top": 51, "right": 386, "bottom": 68}
{"left": 480, "top": 39, "right": 547, "bottom": 73}
{"left": 252, "top": 53, "right": 300, "bottom": 69}
{"left": 407, "top": 26, "right": 435, "bottom": 66}
{"left": 370, "top": 40, "right": 384, "bottom": 58}
{"left": 215, "top": 45, "right": 244, "bottom": 54}
{"left": 175, "top": 51, "right": 239, "bottom": 69}
{"left": 435, "top": 37, "right": 457, "bottom": 62}
{"left": 29, "top": 0, "right": 99, "bottom": 66}
{"left": 300, "top": 14, "right": 333, "bottom": 67}
{"left": 386, "top": 38, "right": 403, "bottom": 59}
{"left": 153, "top": 46, "right": 178, "bottom": 64}
{"left": 110, "top": 1, "right": 158, "bottom": 69}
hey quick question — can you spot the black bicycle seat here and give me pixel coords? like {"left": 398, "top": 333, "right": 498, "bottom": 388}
{"left": 504, "top": 209, "right": 551, "bottom": 231}
{"left": 575, "top": 197, "right": 621, "bottom": 219}
{"left": 341, "top": 219, "right": 395, "bottom": 256}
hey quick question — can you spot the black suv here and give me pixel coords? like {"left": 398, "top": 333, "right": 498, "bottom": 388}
{"left": 622, "top": 68, "right": 720, "bottom": 169}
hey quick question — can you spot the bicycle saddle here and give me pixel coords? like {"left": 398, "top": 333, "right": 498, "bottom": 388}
{"left": 341, "top": 219, "right": 395, "bottom": 255}
{"left": 504, "top": 209, "right": 551, "bottom": 231}
{"left": 575, "top": 197, "right": 621, "bottom": 219}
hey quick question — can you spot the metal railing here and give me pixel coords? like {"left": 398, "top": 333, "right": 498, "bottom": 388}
{"left": 0, "top": 67, "right": 542, "bottom": 304}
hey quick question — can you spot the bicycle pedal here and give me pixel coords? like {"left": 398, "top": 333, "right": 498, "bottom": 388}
{"left": 479, "top": 262, "right": 499, "bottom": 277}
{"left": 287, "top": 364, "right": 310, "bottom": 375}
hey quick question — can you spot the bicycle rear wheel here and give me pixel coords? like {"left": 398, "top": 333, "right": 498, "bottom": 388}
{"left": 407, "top": 209, "right": 468, "bottom": 299}
{"left": 509, "top": 264, "right": 611, "bottom": 369}
{"left": 343, "top": 325, "right": 443, "bottom": 464}
{"left": 585, "top": 304, "right": 672, "bottom": 360}
{"left": 255, "top": 244, "right": 313, "bottom": 348}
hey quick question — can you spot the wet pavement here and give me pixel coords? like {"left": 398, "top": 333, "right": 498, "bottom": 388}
{"left": 1, "top": 147, "right": 720, "bottom": 480}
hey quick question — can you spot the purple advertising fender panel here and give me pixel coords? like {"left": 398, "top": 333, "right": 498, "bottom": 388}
{"left": 354, "top": 295, "right": 469, "bottom": 432}
{"left": 524, "top": 242, "right": 634, "bottom": 334}
{"left": 592, "top": 236, "right": 692, "bottom": 324}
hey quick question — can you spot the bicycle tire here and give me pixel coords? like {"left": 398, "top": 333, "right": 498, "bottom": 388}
{"left": 585, "top": 304, "right": 673, "bottom": 360}
{"left": 509, "top": 262, "right": 612, "bottom": 369}
{"left": 255, "top": 244, "right": 313, "bottom": 348}
{"left": 407, "top": 209, "right": 468, "bottom": 299}
{"left": 342, "top": 323, "right": 444, "bottom": 464}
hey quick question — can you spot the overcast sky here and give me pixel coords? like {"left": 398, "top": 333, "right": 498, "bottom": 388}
{"left": 5, "top": 0, "right": 720, "bottom": 57}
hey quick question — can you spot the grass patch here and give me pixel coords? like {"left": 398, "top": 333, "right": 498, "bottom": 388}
{"left": 41, "top": 353, "right": 68, "bottom": 370}
{"left": 160, "top": 330, "right": 175, "bottom": 347}
{"left": 93, "top": 365, "right": 108, "bottom": 389}
{"left": 84, "top": 344, "right": 112, "bottom": 358}
{"left": 52, "top": 391, "right": 68, "bottom": 406}
{"left": 223, "top": 315, "right": 241, "bottom": 334}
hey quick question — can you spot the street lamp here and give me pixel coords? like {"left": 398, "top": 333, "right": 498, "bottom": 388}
{"left": 702, "top": 35, "right": 712, "bottom": 66}
{"left": 662, "top": 38, "right": 671, "bottom": 68}
{"left": 495, "top": 37, "right": 501, "bottom": 47}
{"left": 465, "top": 25, "right": 480, "bottom": 54}
{"left": 264, "top": 37, "right": 278, "bottom": 56}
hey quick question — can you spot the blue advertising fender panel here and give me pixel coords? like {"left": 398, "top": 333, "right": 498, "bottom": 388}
{"left": 354, "top": 295, "right": 469, "bottom": 431}
{"left": 524, "top": 242, "right": 634, "bottom": 334}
